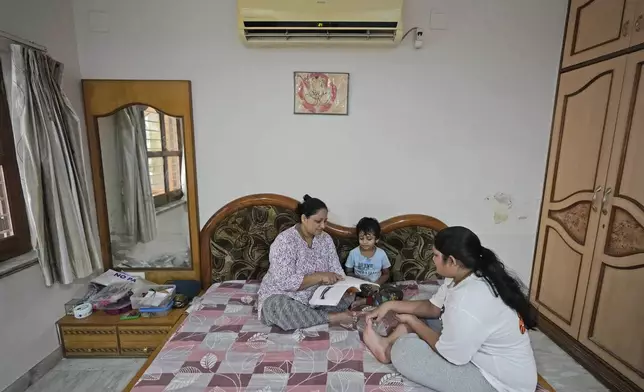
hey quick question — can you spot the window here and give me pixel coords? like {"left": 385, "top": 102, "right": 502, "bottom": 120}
{"left": 143, "top": 107, "right": 184, "bottom": 208}
{"left": 0, "top": 73, "right": 30, "bottom": 261}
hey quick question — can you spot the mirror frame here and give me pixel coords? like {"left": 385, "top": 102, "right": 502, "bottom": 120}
{"left": 82, "top": 79, "right": 201, "bottom": 283}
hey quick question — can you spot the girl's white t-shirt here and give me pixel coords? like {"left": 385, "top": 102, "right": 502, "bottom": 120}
{"left": 430, "top": 275, "right": 537, "bottom": 392}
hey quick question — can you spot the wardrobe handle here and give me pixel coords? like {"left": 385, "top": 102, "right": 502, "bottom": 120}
{"left": 636, "top": 15, "right": 642, "bottom": 32}
{"left": 591, "top": 186, "right": 603, "bottom": 211}
{"left": 623, "top": 20, "right": 630, "bottom": 37}
{"left": 601, "top": 188, "right": 613, "bottom": 215}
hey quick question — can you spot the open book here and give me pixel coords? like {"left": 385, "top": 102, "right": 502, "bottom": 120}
{"left": 309, "top": 276, "right": 379, "bottom": 307}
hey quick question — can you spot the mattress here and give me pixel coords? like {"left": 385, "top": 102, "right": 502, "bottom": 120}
{"left": 130, "top": 280, "right": 552, "bottom": 392}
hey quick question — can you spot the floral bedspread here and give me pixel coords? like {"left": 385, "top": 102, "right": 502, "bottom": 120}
{"left": 131, "top": 281, "right": 551, "bottom": 392}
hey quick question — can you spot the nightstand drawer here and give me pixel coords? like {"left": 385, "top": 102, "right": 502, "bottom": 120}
{"left": 120, "top": 346, "right": 159, "bottom": 357}
{"left": 61, "top": 326, "right": 119, "bottom": 357}
{"left": 64, "top": 345, "right": 120, "bottom": 357}
{"left": 118, "top": 326, "right": 172, "bottom": 356}
{"left": 61, "top": 326, "right": 118, "bottom": 342}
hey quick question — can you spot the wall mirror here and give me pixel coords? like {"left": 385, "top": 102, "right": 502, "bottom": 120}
{"left": 82, "top": 80, "right": 200, "bottom": 282}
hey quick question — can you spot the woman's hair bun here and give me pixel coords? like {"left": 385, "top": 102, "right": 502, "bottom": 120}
{"left": 296, "top": 194, "right": 327, "bottom": 218}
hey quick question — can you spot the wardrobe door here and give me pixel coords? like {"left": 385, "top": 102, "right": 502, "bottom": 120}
{"left": 633, "top": 0, "right": 644, "bottom": 46}
{"left": 562, "top": 0, "right": 636, "bottom": 68}
{"left": 579, "top": 50, "right": 644, "bottom": 390}
{"left": 530, "top": 56, "right": 627, "bottom": 338}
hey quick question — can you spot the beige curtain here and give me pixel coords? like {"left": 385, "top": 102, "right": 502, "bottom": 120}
{"left": 115, "top": 106, "right": 157, "bottom": 244}
{"left": 9, "top": 45, "right": 102, "bottom": 285}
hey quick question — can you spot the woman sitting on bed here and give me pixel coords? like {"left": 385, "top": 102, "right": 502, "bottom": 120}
{"left": 363, "top": 226, "right": 537, "bottom": 392}
{"left": 257, "top": 194, "right": 355, "bottom": 331}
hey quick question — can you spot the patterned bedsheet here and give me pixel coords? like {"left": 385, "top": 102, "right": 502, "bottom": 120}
{"left": 131, "top": 281, "right": 551, "bottom": 392}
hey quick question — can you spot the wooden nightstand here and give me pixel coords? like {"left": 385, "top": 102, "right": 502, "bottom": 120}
{"left": 56, "top": 308, "right": 185, "bottom": 358}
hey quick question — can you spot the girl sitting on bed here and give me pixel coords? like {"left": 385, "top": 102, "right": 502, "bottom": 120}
{"left": 257, "top": 194, "right": 356, "bottom": 331}
{"left": 363, "top": 226, "right": 537, "bottom": 392}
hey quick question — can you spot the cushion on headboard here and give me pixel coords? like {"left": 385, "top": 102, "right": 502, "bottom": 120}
{"left": 200, "top": 194, "right": 447, "bottom": 287}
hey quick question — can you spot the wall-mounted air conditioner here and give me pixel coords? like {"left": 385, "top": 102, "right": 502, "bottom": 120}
{"left": 237, "top": 0, "right": 404, "bottom": 46}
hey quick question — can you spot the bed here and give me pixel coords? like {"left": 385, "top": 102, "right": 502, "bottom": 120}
{"left": 125, "top": 193, "right": 555, "bottom": 391}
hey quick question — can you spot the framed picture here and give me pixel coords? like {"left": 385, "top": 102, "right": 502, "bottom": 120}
{"left": 294, "top": 72, "right": 349, "bottom": 115}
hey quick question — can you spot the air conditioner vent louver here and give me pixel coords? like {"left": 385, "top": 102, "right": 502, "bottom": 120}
{"left": 243, "top": 21, "right": 398, "bottom": 28}
{"left": 244, "top": 21, "right": 398, "bottom": 42}
{"left": 244, "top": 30, "right": 397, "bottom": 42}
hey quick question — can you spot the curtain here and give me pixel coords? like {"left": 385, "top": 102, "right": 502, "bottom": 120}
{"left": 180, "top": 139, "right": 187, "bottom": 198}
{"left": 114, "top": 106, "right": 157, "bottom": 244}
{"left": 9, "top": 45, "right": 102, "bottom": 286}
{"left": 180, "top": 144, "right": 190, "bottom": 248}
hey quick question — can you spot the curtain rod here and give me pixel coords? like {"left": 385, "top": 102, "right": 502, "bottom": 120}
{"left": 0, "top": 29, "right": 47, "bottom": 52}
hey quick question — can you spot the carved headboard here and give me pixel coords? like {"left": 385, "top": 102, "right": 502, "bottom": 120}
{"left": 199, "top": 194, "right": 448, "bottom": 288}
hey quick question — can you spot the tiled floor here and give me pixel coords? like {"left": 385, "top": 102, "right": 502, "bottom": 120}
{"left": 24, "top": 330, "right": 607, "bottom": 392}
{"left": 23, "top": 358, "right": 146, "bottom": 392}
{"left": 531, "top": 330, "right": 608, "bottom": 392}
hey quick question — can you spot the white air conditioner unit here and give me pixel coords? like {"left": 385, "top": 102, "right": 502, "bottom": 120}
{"left": 237, "top": 0, "right": 404, "bottom": 46}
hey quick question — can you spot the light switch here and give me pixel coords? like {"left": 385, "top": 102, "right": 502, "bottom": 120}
{"left": 430, "top": 10, "right": 448, "bottom": 30}
{"left": 89, "top": 11, "right": 109, "bottom": 33}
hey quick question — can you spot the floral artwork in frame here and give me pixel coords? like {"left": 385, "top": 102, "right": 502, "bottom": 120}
{"left": 294, "top": 72, "right": 349, "bottom": 115}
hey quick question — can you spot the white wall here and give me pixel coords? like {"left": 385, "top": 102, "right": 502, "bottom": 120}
{"left": 0, "top": 0, "right": 86, "bottom": 389}
{"left": 72, "top": 0, "right": 567, "bottom": 284}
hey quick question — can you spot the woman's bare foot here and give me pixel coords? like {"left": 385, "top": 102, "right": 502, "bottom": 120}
{"left": 363, "top": 318, "right": 393, "bottom": 363}
{"left": 329, "top": 310, "right": 355, "bottom": 326}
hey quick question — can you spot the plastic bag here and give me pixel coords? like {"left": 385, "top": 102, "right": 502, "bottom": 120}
{"left": 88, "top": 282, "right": 133, "bottom": 308}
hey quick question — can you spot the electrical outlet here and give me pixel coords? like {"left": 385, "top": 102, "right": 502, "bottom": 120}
{"left": 414, "top": 28, "right": 424, "bottom": 49}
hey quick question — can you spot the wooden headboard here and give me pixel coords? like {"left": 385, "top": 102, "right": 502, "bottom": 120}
{"left": 199, "top": 193, "right": 447, "bottom": 288}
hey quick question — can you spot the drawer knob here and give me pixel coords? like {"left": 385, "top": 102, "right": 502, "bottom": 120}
{"left": 143, "top": 347, "right": 149, "bottom": 353}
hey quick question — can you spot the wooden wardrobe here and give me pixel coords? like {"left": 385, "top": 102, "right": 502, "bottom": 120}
{"left": 530, "top": 1, "right": 644, "bottom": 391}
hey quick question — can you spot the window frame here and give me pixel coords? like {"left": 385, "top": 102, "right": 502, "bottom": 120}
{"left": 0, "top": 72, "right": 31, "bottom": 261}
{"left": 142, "top": 108, "right": 184, "bottom": 208}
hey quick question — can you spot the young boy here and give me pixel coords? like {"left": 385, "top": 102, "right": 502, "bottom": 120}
{"left": 345, "top": 217, "right": 391, "bottom": 285}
